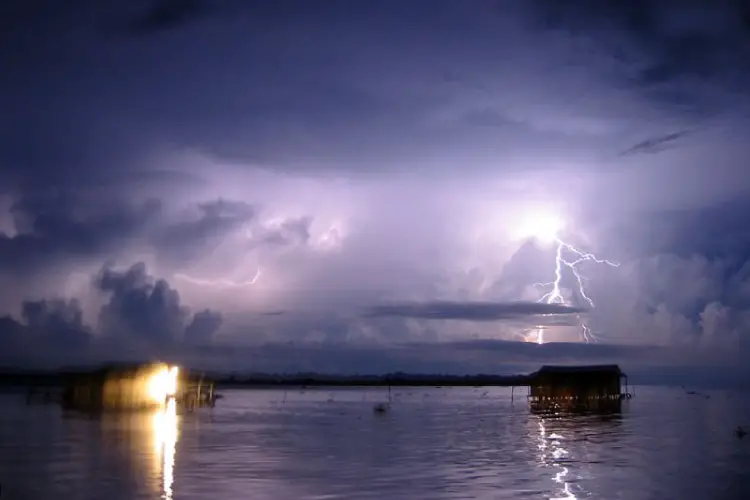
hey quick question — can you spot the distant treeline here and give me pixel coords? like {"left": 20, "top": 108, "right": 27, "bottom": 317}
{"left": 212, "top": 372, "right": 532, "bottom": 387}
{"left": 0, "top": 369, "right": 89, "bottom": 388}
{"left": 0, "top": 367, "right": 532, "bottom": 388}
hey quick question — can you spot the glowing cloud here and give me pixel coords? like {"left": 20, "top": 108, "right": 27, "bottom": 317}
{"left": 312, "top": 222, "right": 345, "bottom": 251}
{"left": 511, "top": 210, "right": 566, "bottom": 247}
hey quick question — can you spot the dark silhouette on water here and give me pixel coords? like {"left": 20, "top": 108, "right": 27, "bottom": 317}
{"left": 528, "top": 365, "right": 630, "bottom": 413}
{"left": 373, "top": 384, "right": 392, "bottom": 415}
{"left": 3, "top": 363, "right": 634, "bottom": 420}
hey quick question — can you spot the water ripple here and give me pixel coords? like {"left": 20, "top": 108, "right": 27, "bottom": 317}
{"left": 1, "top": 387, "right": 749, "bottom": 499}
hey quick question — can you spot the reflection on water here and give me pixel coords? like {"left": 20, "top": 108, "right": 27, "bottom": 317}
{"left": 2, "top": 387, "right": 750, "bottom": 499}
{"left": 538, "top": 418, "right": 577, "bottom": 500}
{"left": 152, "top": 399, "right": 179, "bottom": 500}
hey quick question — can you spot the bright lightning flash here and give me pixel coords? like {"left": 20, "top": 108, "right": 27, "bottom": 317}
{"left": 517, "top": 213, "right": 619, "bottom": 344}
{"left": 174, "top": 268, "right": 262, "bottom": 288}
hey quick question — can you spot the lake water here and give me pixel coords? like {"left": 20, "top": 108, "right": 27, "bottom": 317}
{"left": 1, "top": 386, "right": 749, "bottom": 499}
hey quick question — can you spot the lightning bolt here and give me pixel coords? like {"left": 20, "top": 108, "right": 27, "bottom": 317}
{"left": 174, "top": 268, "right": 262, "bottom": 288}
{"left": 532, "top": 239, "right": 618, "bottom": 344}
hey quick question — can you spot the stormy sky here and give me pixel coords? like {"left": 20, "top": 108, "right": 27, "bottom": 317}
{"left": 2, "top": 0, "right": 750, "bottom": 383}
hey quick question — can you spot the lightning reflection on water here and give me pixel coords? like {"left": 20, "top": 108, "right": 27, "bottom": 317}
{"left": 538, "top": 418, "right": 578, "bottom": 500}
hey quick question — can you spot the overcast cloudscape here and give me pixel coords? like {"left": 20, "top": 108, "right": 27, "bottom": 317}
{"left": 2, "top": 0, "right": 750, "bottom": 384}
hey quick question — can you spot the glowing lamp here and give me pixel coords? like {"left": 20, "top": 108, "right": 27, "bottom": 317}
{"left": 147, "top": 365, "right": 180, "bottom": 404}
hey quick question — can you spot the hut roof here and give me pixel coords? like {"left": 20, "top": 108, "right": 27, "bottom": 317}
{"left": 532, "top": 364, "right": 626, "bottom": 377}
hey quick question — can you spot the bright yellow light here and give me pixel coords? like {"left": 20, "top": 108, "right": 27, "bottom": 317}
{"left": 147, "top": 366, "right": 179, "bottom": 404}
{"left": 511, "top": 211, "right": 565, "bottom": 246}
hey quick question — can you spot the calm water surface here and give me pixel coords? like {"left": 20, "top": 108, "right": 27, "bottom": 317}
{"left": 1, "top": 386, "right": 749, "bottom": 499}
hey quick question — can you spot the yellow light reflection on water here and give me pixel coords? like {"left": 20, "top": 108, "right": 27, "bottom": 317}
{"left": 538, "top": 419, "right": 577, "bottom": 500}
{"left": 153, "top": 398, "right": 178, "bottom": 500}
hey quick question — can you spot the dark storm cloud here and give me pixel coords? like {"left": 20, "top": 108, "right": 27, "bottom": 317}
{"left": 447, "top": 339, "right": 646, "bottom": 360}
{"left": 2, "top": 0, "right": 747, "bottom": 186}
{"left": 0, "top": 193, "right": 261, "bottom": 277}
{"left": 260, "top": 216, "right": 313, "bottom": 247}
{"left": 95, "top": 262, "right": 221, "bottom": 344}
{"left": 582, "top": 192, "right": 750, "bottom": 347}
{"left": 21, "top": 299, "right": 92, "bottom": 349}
{"left": 1, "top": 0, "right": 750, "bottom": 376}
{"left": 367, "top": 301, "right": 584, "bottom": 322}
{"left": 179, "top": 199, "right": 255, "bottom": 240}
{"left": 618, "top": 130, "right": 691, "bottom": 157}
{"left": 9, "top": 193, "right": 160, "bottom": 241}
{"left": 126, "top": 0, "right": 211, "bottom": 35}
{"left": 260, "top": 310, "right": 286, "bottom": 317}
{"left": 0, "top": 316, "right": 25, "bottom": 350}
{"left": 0, "top": 195, "right": 161, "bottom": 273}
{"left": 532, "top": 0, "right": 750, "bottom": 118}
{"left": 96, "top": 262, "right": 188, "bottom": 343}
{"left": 168, "top": 339, "right": 749, "bottom": 388}
{"left": 611, "top": 197, "right": 750, "bottom": 259}
{"left": 0, "top": 0, "right": 613, "bottom": 181}
{"left": 155, "top": 199, "right": 255, "bottom": 263}
{"left": 0, "top": 299, "right": 91, "bottom": 366}
{"left": 0, "top": 261, "right": 229, "bottom": 365}
{"left": 184, "top": 309, "right": 223, "bottom": 344}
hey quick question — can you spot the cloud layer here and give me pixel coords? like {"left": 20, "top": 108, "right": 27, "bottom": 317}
{"left": 1, "top": 1, "right": 749, "bottom": 379}
{"left": 367, "top": 301, "right": 585, "bottom": 322}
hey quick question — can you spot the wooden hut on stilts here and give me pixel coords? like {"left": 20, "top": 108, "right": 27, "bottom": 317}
{"left": 527, "top": 364, "right": 631, "bottom": 413}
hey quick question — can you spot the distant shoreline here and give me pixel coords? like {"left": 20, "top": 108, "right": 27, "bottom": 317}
{"left": 0, "top": 368, "right": 531, "bottom": 388}
{"left": 214, "top": 375, "right": 531, "bottom": 388}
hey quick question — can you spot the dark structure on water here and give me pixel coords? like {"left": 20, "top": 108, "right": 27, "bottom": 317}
{"left": 60, "top": 362, "right": 177, "bottom": 411}
{"left": 527, "top": 364, "right": 630, "bottom": 412}
{"left": 19, "top": 363, "right": 631, "bottom": 414}
{"left": 24, "top": 362, "right": 219, "bottom": 412}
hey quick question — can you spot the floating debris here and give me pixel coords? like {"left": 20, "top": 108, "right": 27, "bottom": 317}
{"left": 373, "top": 402, "right": 389, "bottom": 414}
